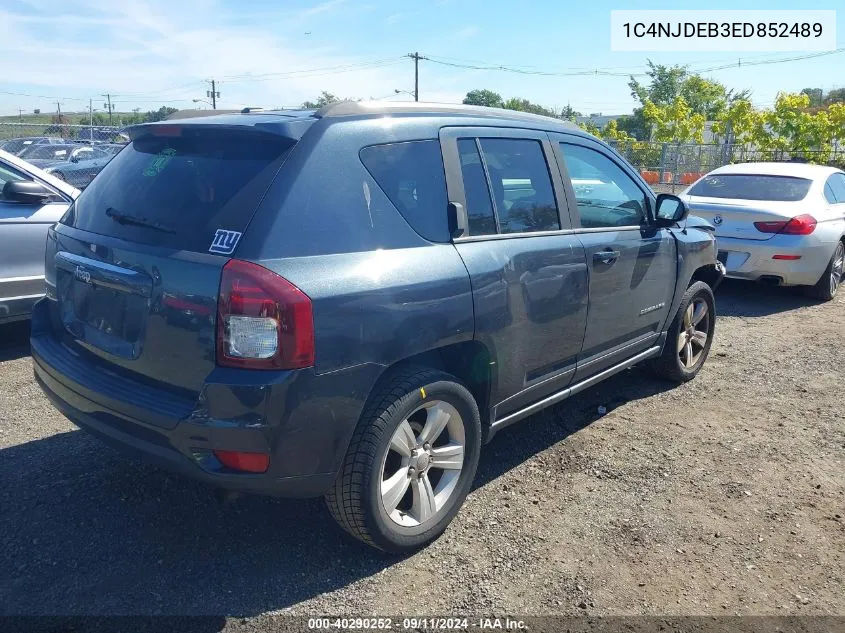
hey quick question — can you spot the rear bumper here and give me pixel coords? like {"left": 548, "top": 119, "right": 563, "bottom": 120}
{"left": 31, "top": 302, "right": 382, "bottom": 498}
{"left": 716, "top": 234, "right": 834, "bottom": 287}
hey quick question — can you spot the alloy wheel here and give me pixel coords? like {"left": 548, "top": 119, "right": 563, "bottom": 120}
{"left": 830, "top": 243, "right": 844, "bottom": 298}
{"left": 677, "top": 297, "right": 710, "bottom": 369}
{"left": 380, "top": 400, "right": 466, "bottom": 527}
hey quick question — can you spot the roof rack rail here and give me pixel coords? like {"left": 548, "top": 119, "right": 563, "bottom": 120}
{"left": 313, "top": 100, "right": 580, "bottom": 130}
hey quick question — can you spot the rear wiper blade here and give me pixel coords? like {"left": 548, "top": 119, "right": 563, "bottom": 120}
{"left": 105, "top": 207, "right": 175, "bottom": 234}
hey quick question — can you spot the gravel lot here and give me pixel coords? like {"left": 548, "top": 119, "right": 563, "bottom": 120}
{"left": 1, "top": 279, "right": 843, "bottom": 619}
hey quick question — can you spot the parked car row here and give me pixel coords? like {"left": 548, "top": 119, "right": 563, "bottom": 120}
{"left": 2, "top": 103, "right": 843, "bottom": 554}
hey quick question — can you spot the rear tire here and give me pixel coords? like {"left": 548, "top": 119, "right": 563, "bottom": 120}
{"left": 326, "top": 366, "right": 481, "bottom": 553}
{"left": 649, "top": 281, "right": 715, "bottom": 383}
{"left": 805, "top": 241, "right": 844, "bottom": 301}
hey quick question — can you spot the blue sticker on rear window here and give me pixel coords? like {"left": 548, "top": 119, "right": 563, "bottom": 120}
{"left": 209, "top": 229, "right": 242, "bottom": 254}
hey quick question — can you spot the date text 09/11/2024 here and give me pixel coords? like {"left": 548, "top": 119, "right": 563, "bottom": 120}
{"left": 307, "top": 617, "right": 527, "bottom": 630}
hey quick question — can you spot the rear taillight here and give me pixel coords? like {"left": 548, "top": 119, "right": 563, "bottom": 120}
{"left": 216, "top": 259, "right": 314, "bottom": 370}
{"left": 754, "top": 214, "right": 817, "bottom": 235}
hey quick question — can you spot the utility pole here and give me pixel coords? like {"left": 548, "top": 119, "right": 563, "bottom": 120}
{"left": 56, "top": 101, "right": 62, "bottom": 119}
{"left": 89, "top": 98, "right": 94, "bottom": 142}
{"left": 206, "top": 79, "right": 220, "bottom": 110}
{"left": 408, "top": 52, "right": 424, "bottom": 101}
{"left": 102, "top": 93, "right": 113, "bottom": 125}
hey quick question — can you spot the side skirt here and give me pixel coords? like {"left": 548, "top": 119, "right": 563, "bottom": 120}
{"left": 486, "top": 345, "right": 662, "bottom": 441}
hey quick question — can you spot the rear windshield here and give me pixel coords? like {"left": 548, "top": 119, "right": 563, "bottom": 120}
{"left": 64, "top": 127, "right": 295, "bottom": 252}
{"left": 688, "top": 174, "right": 812, "bottom": 202}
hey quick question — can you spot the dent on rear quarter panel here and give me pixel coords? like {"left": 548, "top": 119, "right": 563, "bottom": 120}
{"left": 259, "top": 247, "right": 475, "bottom": 375}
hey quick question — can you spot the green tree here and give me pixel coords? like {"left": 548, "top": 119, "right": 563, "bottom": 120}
{"left": 801, "top": 88, "right": 824, "bottom": 107}
{"left": 628, "top": 61, "right": 688, "bottom": 106}
{"left": 462, "top": 89, "right": 503, "bottom": 108}
{"left": 712, "top": 98, "right": 759, "bottom": 146}
{"left": 824, "top": 88, "right": 845, "bottom": 105}
{"left": 559, "top": 104, "right": 581, "bottom": 121}
{"left": 144, "top": 106, "right": 178, "bottom": 122}
{"left": 576, "top": 119, "right": 601, "bottom": 136}
{"left": 642, "top": 96, "right": 705, "bottom": 143}
{"left": 301, "top": 91, "right": 340, "bottom": 109}
{"left": 627, "top": 59, "right": 749, "bottom": 140}
{"left": 501, "top": 97, "right": 556, "bottom": 117}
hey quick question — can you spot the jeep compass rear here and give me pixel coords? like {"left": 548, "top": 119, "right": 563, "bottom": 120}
{"left": 30, "top": 116, "right": 338, "bottom": 493}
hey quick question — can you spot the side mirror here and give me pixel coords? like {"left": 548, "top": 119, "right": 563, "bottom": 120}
{"left": 71, "top": 155, "right": 79, "bottom": 163}
{"left": 2, "top": 180, "right": 53, "bottom": 205}
{"left": 655, "top": 193, "right": 689, "bottom": 227}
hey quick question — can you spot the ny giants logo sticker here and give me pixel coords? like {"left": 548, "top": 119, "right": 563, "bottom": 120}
{"left": 209, "top": 229, "right": 242, "bottom": 255}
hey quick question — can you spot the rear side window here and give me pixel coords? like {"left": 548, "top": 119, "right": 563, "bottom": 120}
{"left": 66, "top": 128, "right": 295, "bottom": 252}
{"left": 359, "top": 140, "right": 448, "bottom": 243}
{"left": 827, "top": 173, "right": 845, "bottom": 203}
{"left": 688, "top": 174, "right": 812, "bottom": 202}
{"left": 457, "top": 139, "right": 497, "bottom": 236}
{"left": 477, "top": 138, "right": 560, "bottom": 234}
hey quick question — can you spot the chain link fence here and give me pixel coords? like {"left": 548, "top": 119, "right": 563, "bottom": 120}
{"left": 609, "top": 140, "right": 845, "bottom": 194}
{"left": 0, "top": 122, "right": 126, "bottom": 190}
{"left": 3, "top": 120, "right": 844, "bottom": 194}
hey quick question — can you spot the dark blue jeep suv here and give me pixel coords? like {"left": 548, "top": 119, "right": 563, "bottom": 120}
{"left": 31, "top": 102, "right": 723, "bottom": 552}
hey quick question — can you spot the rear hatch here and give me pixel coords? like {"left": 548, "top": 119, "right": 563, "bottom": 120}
{"left": 43, "top": 123, "right": 298, "bottom": 397}
{"left": 683, "top": 173, "right": 813, "bottom": 241}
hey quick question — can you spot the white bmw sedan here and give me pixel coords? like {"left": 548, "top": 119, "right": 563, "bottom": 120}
{"left": 681, "top": 163, "right": 845, "bottom": 300}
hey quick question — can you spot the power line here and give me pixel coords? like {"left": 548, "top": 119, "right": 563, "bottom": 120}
{"left": 424, "top": 48, "right": 844, "bottom": 78}
{"left": 1, "top": 47, "right": 842, "bottom": 112}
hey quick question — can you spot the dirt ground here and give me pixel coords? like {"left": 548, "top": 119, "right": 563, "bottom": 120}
{"left": 1, "top": 279, "right": 843, "bottom": 619}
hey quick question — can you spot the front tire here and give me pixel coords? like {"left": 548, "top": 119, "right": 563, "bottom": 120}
{"left": 326, "top": 367, "right": 481, "bottom": 553}
{"left": 806, "top": 240, "right": 844, "bottom": 301}
{"left": 649, "top": 281, "right": 715, "bottom": 382}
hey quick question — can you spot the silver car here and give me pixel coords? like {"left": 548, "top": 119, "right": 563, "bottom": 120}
{"left": 0, "top": 148, "right": 79, "bottom": 323}
{"left": 682, "top": 163, "right": 845, "bottom": 300}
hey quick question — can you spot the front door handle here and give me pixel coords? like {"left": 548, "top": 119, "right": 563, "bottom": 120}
{"left": 593, "top": 249, "right": 621, "bottom": 264}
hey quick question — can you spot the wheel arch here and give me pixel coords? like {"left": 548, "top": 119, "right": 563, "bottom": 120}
{"left": 362, "top": 341, "right": 495, "bottom": 432}
{"left": 690, "top": 263, "right": 724, "bottom": 291}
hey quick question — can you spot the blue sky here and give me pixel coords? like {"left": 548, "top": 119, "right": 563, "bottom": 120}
{"left": 1, "top": 0, "right": 843, "bottom": 118}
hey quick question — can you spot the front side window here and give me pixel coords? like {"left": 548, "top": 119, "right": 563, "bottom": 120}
{"left": 0, "top": 161, "right": 27, "bottom": 201}
{"left": 477, "top": 138, "right": 560, "bottom": 234}
{"left": 360, "top": 140, "right": 449, "bottom": 242}
{"left": 560, "top": 143, "right": 646, "bottom": 228}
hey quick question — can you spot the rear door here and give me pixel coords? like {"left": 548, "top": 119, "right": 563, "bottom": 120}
{"left": 45, "top": 125, "right": 296, "bottom": 395}
{"left": 440, "top": 127, "right": 588, "bottom": 418}
{"left": 551, "top": 135, "right": 676, "bottom": 381}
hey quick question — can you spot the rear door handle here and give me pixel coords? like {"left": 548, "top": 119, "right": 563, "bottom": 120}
{"left": 593, "top": 249, "right": 621, "bottom": 264}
